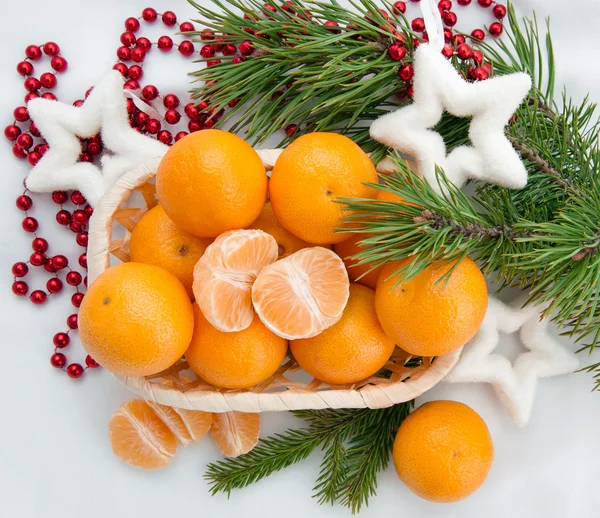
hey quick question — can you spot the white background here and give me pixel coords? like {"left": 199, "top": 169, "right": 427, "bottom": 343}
{"left": 1, "top": 1, "right": 599, "bottom": 517}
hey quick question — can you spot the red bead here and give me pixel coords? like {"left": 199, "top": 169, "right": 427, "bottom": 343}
{"left": 131, "top": 47, "right": 146, "bottom": 63}
{"left": 50, "top": 352, "right": 66, "bottom": 368}
{"left": 121, "top": 31, "right": 137, "bottom": 47}
{"left": 489, "top": 22, "right": 503, "bottom": 37}
{"left": 44, "top": 259, "right": 57, "bottom": 273}
{"left": 70, "top": 191, "right": 85, "bottom": 206}
{"left": 188, "top": 120, "right": 203, "bottom": 133}
{"left": 66, "top": 271, "right": 83, "bottom": 286}
{"left": 142, "top": 7, "right": 158, "bottom": 22}
{"left": 443, "top": 11, "right": 457, "bottom": 26}
{"left": 134, "top": 111, "right": 149, "bottom": 126}
{"left": 453, "top": 34, "right": 466, "bottom": 45}
{"left": 72, "top": 292, "right": 84, "bottom": 307}
{"left": 180, "top": 21, "right": 195, "bottom": 32}
{"left": 22, "top": 217, "right": 38, "bottom": 232}
{"left": 175, "top": 131, "right": 188, "bottom": 141}
{"left": 477, "top": 0, "right": 492, "bottom": 6}
{"left": 179, "top": 41, "right": 195, "bottom": 56}
{"left": 162, "top": 11, "right": 177, "bottom": 26}
{"left": 30, "top": 251, "right": 46, "bottom": 266}
{"left": 35, "top": 143, "right": 49, "bottom": 156}
{"left": 471, "top": 29, "right": 485, "bottom": 40}
{"left": 72, "top": 210, "right": 89, "bottom": 225}
{"left": 207, "top": 59, "right": 221, "bottom": 68}
{"left": 285, "top": 124, "right": 298, "bottom": 137}
{"left": 32, "top": 237, "right": 48, "bottom": 252}
{"left": 73, "top": 99, "right": 84, "bottom": 108}
{"left": 67, "top": 363, "right": 84, "bottom": 378}
{"left": 201, "top": 44, "right": 215, "bottom": 58}
{"left": 472, "top": 50, "right": 483, "bottom": 65}
{"left": 13, "top": 144, "right": 28, "bottom": 159}
{"left": 70, "top": 221, "right": 85, "bottom": 233}
{"left": 30, "top": 290, "right": 47, "bottom": 304}
{"left": 52, "top": 190, "right": 68, "bottom": 204}
{"left": 163, "top": 109, "right": 180, "bottom": 125}
{"left": 222, "top": 44, "right": 237, "bottom": 56}
{"left": 42, "top": 42, "right": 60, "bottom": 57}
{"left": 29, "top": 122, "right": 40, "bottom": 137}
{"left": 87, "top": 141, "right": 102, "bottom": 155}
{"left": 86, "top": 87, "right": 94, "bottom": 98}
{"left": 17, "top": 61, "right": 34, "bottom": 76}
{"left": 457, "top": 43, "right": 473, "bottom": 60}
{"left": 125, "top": 17, "right": 140, "bottom": 32}
{"left": 233, "top": 56, "right": 248, "bottom": 65}
{"left": 482, "top": 63, "right": 493, "bottom": 74}
{"left": 457, "top": 0, "right": 471, "bottom": 4}
{"left": 56, "top": 210, "right": 71, "bottom": 225}
{"left": 12, "top": 281, "right": 28, "bottom": 296}
{"left": 213, "top": 38, "right": 224, "bottom": 52}
{"left": 42, "top": 92, "right": 57, "bottom": 101}
{"left": 123, "top": 79, "right": 140, "bottom": 90}
{"left": 388, "top": 44, "right": 407, "bottom": 61}
{"left": 142, "top": 85, "right": 159, "bottom": 100}
{"left": 322, "top": 21, "right": 340, "bottom": 33}
{"left": 85, "top": 355, "right": 100, "bottom": 368}
{"left": 472, "top": 66, "right": 489, "bottom": 80}
{"left": 84, "top": 204, "right": 94, "bottom": 217}
{"left": 392, "top": 1, "right": 407, "bottom": 14}
{"left": 40, "top": 72, "right": 57, "bottom": 89}
{"left": 117, "top": 46, "right": 131, "bottom": 61}
{"left": 136, "top": 37, "right": 152, "bottom": 51}
{"left": 52, "top": 255, "right": 68, "bottom": 270}
{"left": 79, "top": 152, "right": 92, "bottom": 163}
{"left": 158, "top": 130, "right": 173, "bottom": 145}
{"left": 438, "top": 0, "right": 452, "bottom": 12}
{"left": 411, "top": 17, "right": 425, "bottom": 32}
{"left": 201, "top": 29, "right": 214, "bottom": 41}
{"left": 239, "top": 40, "right": 254, "bottom": 56}
{"left": 228, "top": 98, "right": 240, "bottom": 108}
{"left": 51, "top": 56, "right": 68, "bottom": 72}
{"left": 5, "top": 124, "right": 21, "bottom": 141}
{"left": 12, "top": 262, "right": 29, "bottom": 277}
{"left": 53, "top": 332, "right": 70, "bottom": 348}
{"left": 67, "top": 314, "right": 78, "bottom": 329}
{"left": 493, "top": 4, "right": 507, "bottom": 18}
{"left": 204, "top": 119, "right": 215, "bottom": 129}
{"left": 16, "top": 194, "right": 32, "bottom": 211}
{"left": 76, "top": 232, "right": 88, "bottom": 247}
{"left": 158, "top": 36, "right": 174, "bottom": 51}
{"left": 24, "top": 77, "right": 41, "bottom": 92}
{"left": 25, "top": 45, "right": 42, "bottom": 60}
{"left": 24, "top": 92, "right": 39, "bottom": 104}
{"left": 184, "top": 103, "right": 199, "bottom": 120}
{"left": 47, "top": 277, "right": 63, "bottom": 293}
{"left": 442, "top": 44, "right": 454, "bottom": 58}
{"left": 146, "top": 119, "right": 161, "bottom": 134}
{"left": 128, "top": 65, "right": 143, "bottom": 80}
{"left": 163, "top": 94, "right": 179, "bottom": 109}
{"left": 443, "top": 28, "right": 453, "bottom": 42}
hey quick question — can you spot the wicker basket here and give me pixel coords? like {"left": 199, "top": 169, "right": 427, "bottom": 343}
{"left": 87, "top": 154, "right": 461, "bottom": 412}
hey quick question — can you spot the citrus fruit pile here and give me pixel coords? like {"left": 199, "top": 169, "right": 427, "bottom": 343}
{"left": 80, "top": 127, "right": 488, "bottom": 388}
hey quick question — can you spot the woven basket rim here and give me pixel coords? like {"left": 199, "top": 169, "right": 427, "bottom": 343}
{"left": 87, "top": 154, "right": 461, "bottom": 412}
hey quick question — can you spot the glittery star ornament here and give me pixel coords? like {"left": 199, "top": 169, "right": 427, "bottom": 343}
{"left": 445, "top": 295, "right": 580, "bottom": 426}
{"left": 370, "top": 44, "right": 532, "bottom": 191}
{"left": 26, "top": 71, "right": 168, "bottom": 206}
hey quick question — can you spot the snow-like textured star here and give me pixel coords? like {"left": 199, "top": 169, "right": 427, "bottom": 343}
{"left": 445, "top": 296, "right": 580, "bottom": 426}
{"left": 370, "top": 44, "right": 532, "bottom": 192}
{"left": 26, "top": 71, "right": 168, "bottom": 206}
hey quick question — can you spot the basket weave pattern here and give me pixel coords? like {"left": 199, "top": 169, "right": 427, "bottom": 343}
{"left": 87, "top": 155, "right": 461, "bottom": 412}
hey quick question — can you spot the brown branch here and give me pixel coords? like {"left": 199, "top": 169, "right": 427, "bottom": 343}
{"left": 572, "top": 236, "right": 600, "bottom": 261}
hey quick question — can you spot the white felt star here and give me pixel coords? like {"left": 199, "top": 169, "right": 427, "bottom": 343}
{"left": 370, "top": 44, "right": 532, "bottom": 192}
{"left": 445, "top": 296, "right": 580, "bottom": 426}
{"left": 26, "top": 71, "right": 168, "bottom": 206}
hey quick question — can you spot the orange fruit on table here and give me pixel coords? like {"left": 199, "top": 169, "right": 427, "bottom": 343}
{"left": 210, "top": 411, "right": 260, "bottom": 458}
{"left": 156, "top": 129, "right": 268, "bottom": 237}
{"left": 375, "top": 256, "right": 488, "bottom": 356}
{"left": 290, "top": 283, "right": 396, "bottom": 385}
{"left": 250, "top": 201, "right": 314, "bottom": 259}
{"left": 193, "top": 229, "right": 278, "bottom": 332}
{"left": 109, "top": 400, "right": 179, "bottom": 470}
{"left": 146, "top": 401, "right": 212, "bottom": 446}
{"left": 79, "top": 262, "right": 194, "bottom": 377}
{"left": 269, "top": 132, "right": 378, "bottom": 244}
{"left": 252, "top": 246, "right": 350, "bottom": 340}
{"left": 129, "top": 204, "right": 213, "bottom": 299}
{"left": 186, "top": 306, "right": 288, "bottom": 390}
{"left": 393, "top": 400, "right": 494, "bottom": 503}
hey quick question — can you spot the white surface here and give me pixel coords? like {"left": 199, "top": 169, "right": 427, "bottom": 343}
{"left": 0, "top": 1, "right": 599, "bottom": 517}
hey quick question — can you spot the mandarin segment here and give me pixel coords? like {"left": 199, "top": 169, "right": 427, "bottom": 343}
{"left": 156, "top": 129, "right": 268, "bottom": 237}
{"left": 210, "top": 411, "right": 260, "bottom": 458}
{"left": 108, "top": 400, "right": 178, "bottom": 470}
{"left": 252, "top": 247, "right": 350, "bottom": 339}
{"left": 269, "top": 132, "right": 378, "bottom": 244}
{"left": 375, "top": 256, "right": 488, "bottom": 356}
{"left": 186, "top": 306, "right": 288, "bottom": 389}
{"left": 146, "top": 402, "right": 212, "bottom": 446}
{"left": 193, "top": 229, "right": 279, "bottom": 332}
{"left": 129, "top": 204, "right": 213, "bottom": 299}
{"left": 79, "top": 262, "right": 194, "bottom": 377}
{"left": 290, "top": 284, "right": 396, "bottom": 384}
{"left": 393, "top": 401, "right": 494, "bottom": 503}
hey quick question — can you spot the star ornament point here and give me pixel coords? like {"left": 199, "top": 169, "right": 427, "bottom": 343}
{"left": 26, "top": 71, "right": 168, "bottom": 206}
{"left": 370, "top": 44, "right": 532, "bottom": 191}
